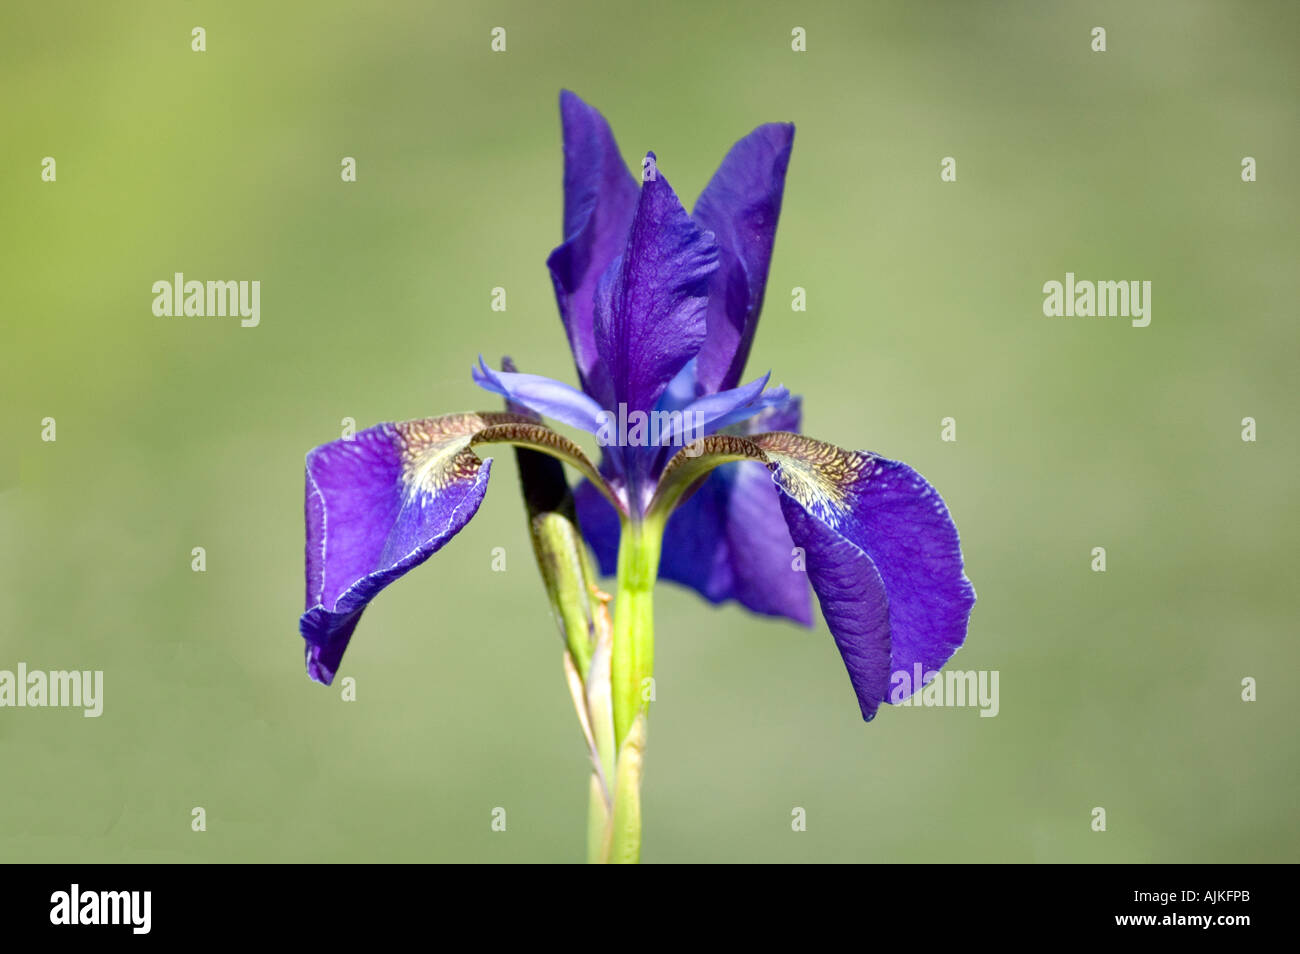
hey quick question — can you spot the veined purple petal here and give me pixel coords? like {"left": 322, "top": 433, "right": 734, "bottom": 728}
{"left": 593, "top": 158, "right": 719, "bottom": 415}
{"left": 546, "top": 91, "right": 639, "bottom": 405}
{"left": 754, "top": 434, "right": 976, "bottom": 709}
{"left": 301, "top": 416, "right": 505, "bottom": 684}
{"left": 839, "top": 456, "right": 975, "bottom": 694}
{"left": 472, "top": 358, "right": 607, "bottom": 435}
{"left": 693, "top": 122, "right": 795, "bottom": 393}
{"left": 774, "top": 492, "right": 891, "bottom": 720}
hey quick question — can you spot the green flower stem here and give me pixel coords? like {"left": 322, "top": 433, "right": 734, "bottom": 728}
{"left": 601, "top": 515, "right": 664, "bottom": 863}
{"left": 496, "top": 410, "right": 634, "bottom": 861}
{"left": 528, "top": 496, "right": 664, "bottom": 863}
{"left": 611, "top": 517, "right": 663, "bottom": 748}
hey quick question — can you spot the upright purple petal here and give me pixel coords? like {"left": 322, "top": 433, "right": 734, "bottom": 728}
{"left": 593, "top": 159, "right": 719, "bottom": 415}
{"left": 692, "top": 123, "right": 795, "bottom": 393}
{"left": 301, "top": 415, "right": 505, "bottom": 684}
{"left": 546, "top": 91, "right": 639, "bottom": 405}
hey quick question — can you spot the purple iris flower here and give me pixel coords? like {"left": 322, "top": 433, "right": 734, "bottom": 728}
{"left": 299, "top": 90, "right": 975, "bottom": 721}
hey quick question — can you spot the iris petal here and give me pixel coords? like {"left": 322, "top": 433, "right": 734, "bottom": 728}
{"left": 301, "top": 416, "right": 504, "bottom": 684}
{"left": 753, "top": 434, "right": 976, "bottom": 702}
{"left": 656, "top": 358, "right": 700, "bottom": 412}
{"left": 634, "top": 376, "right": 781, "bottom": 455}
{"left": 774, "top": 491, "right": 891, "bottom": 719}
{"left": 678, "top": 378, "right": 791, "bottom": 440}
{"left": 658, "top": 461, "right": 813, "bottom": 624}
{"left": 574, "top": 477, "right": 621, "bottom": 577}
{"left": 472, "top": 358, "right": 607, "bottom": 434}
{"left": 654, "top": 390, "right": 809, "bottom": 622}
{"left": 692, "top": 122, "right": 795, "bottom": 393}
{"left": 301, "top": 412, "right": 618, "bottom": 684}
{"left": 592, "top": 160, "right": 719, "bottom": 416}
{"left": 649, "top": 432, "right": 974, "bottom": 720}
{"left": 733, "top": 391, "right": 802, "bottom": 435}
{"left": 546, "top": 91, "right": 640, "bottom": 405}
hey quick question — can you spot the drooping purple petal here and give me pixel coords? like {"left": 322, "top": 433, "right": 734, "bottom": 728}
{"left": 774, "top": 491, "right": 891, "bottom": 720}
{"left": 692, "top": 122, "right": 795, "bottom": 393}
{"left": 301, "top": 416, "right": 505, "bottom": 684}
{"left": 546, "top": 91, "right": 639, "bottom": 405}
{"left": 753, "top": 434, "right": 976, "bottom": 708}
{"left": 593, "top": 157, "right": 719, "bottom": 415}
{"left": 833, "top": 455, "right": 975, "bottom": 690}
{"left": 472, "top": 357, "right": 607, "bottom": 434}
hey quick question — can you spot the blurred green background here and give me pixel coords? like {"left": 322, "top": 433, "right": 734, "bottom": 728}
{"left": 2, "top": 0, "right": 1296, "bottom": 863}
